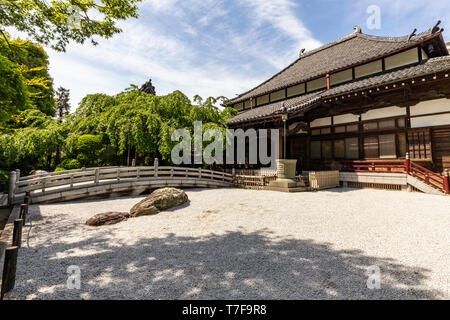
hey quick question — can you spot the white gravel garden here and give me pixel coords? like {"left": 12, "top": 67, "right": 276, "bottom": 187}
{"left": 5, "top": 187, "right": 450, "bottom": 300}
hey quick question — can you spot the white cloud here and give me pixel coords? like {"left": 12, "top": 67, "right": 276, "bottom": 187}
{"left": 14, "top": 0, "right": 323, "bottom": 110}
{"left": 241, "top": 0, "right": 321, "bottom": 50}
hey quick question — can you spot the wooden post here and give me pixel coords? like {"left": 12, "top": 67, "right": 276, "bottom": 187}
{"left": 94, "top": 168, "right": 100, "bottom": 184}
{"left": 154, "top": 158, "right": 159, "bottom": 177}
{"left": 117, "top": 168, "right": 120, "bottom": 182}
{"left": 25, "top": 191, "right": 31, "bottom": 204}
{"left": 20, "top": 203, "right": 28, "bottom": 226}
{"left": 199, "top": 167, "right": 202, "bottom": 179}
{"left": 12, "top": 219, "right": 23, "bottom": 248}
{"left": 42, "top": 177, "right": 46, "bottom": 193}
{"left": 70, "top": 174, "right": 74, "bottom": 188}
{"left": 136, "top": 167, "right": 140, "bottom": 180}
{"left": 443, "top": 169, "right": 449, "bottom": 195}
{"left": 405, "top": 152, "right": 410, "bottom": 174}
{"left": 1, "top": 246, "right": 19, "bottom": 299}
{"left": 8, "top": 171, "right": 17, "bottom": 207}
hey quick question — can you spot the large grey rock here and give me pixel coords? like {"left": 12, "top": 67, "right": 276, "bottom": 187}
{"left": 85, "top": 212, "right": 130, "bottom": 226}
{"left": 130, "top": 187, "right": 188, "bottom": 217}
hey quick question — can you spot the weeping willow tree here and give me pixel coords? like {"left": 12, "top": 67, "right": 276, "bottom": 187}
{"left": 63, "top": 88, "right": 236, "bottom": 168}
{"left": 0, "top": 83, "right": 236, "bottom": 180}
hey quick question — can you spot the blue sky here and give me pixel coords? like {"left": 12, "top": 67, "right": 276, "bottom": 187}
{"left": 16, "top": 0, "right": 450, "bottom": 111}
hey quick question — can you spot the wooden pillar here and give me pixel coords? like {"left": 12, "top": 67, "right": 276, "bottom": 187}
{"left": 1, "top": 246, "right": 19, "bottom": 299}
{"left": 443, "top": 169, "right": 450, "bottom": 195}
{"left": 8, "top": 171, "right": 17, "bottom": 207}
{"left": 24, "top": 191, "right": 31, "bottom": 205}
{"left": 405, "top": 152, "right": 411, "bottom": 174}
{"left": 94, "top": 168, "right": 100, "bottom": 184}
{"left": 154, "top": 158, "right": 159, "bottom": 177}
{"left": 20, "top": 203, "right": 28, "bottom": 226}
{"left": 12, "top": 219, "right": 23, "bottom": 248}
{"left": 278, "top": 134, "right": 283, "bottom": 160}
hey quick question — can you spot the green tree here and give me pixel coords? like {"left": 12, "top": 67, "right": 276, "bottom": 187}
{"left": 0, "top": 53, "right": 29, "bottom": 130}
{"left": 0, "top": 0, "right": 143, "bottom": 52}
{"left": 0, "top": 36, "right": 55, "bottom": 129}
{"left": 55, "top": 86, "right": 71, "bottom": 119}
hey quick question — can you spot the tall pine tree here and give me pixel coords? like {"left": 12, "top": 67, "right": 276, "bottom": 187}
{"left": 55, "top": 87, "right": 71, "bottom": 119}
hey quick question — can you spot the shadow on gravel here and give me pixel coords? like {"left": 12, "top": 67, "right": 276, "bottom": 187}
{"left": 8, "top": 226, "right": 442, "bottom": 300}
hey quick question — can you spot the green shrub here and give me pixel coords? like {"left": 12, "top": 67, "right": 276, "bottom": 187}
{"left": 76, "top": 134, "right": 103, "bottom": 166}
{"left": 57, "top": 158, "right": 81, "bottom": 170}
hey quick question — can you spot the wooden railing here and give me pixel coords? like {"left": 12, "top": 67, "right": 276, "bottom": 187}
{"left": 408, "top": 161, "right": 447, "bottom": 193}
{"left": 342, "top": 159, "right": 450, "bottom": 194}
{"left": 341, "top": 160, "right": 407, "bottom": 173}
{"left": 8, "top": 163, "right": 234, "bottom": 205}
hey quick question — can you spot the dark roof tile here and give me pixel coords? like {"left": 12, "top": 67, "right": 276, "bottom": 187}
{"left": 228, "top": 56, "right": 450, "bottom": 125}
{"left": 230, "top": 28, "right": 438, "bottom": 104}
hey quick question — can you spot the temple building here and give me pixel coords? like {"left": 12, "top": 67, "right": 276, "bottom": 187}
{"left": 227, "top": 23, "right": 450, "bottom": 176}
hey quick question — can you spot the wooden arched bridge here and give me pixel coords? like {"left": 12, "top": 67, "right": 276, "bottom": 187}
{"left": 7, "top": 164, "right": 234, "bottom": 205}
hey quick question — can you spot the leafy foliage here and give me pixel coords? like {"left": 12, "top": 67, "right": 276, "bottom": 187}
{"left": 0, "top": 84, "right": 236, "bottom": 174}
{"left": 0, "top": 53, "right": 29, "bottom": 130}
{"left": 0, "top": 0, "right": 143, "bottom": 52}
{"left": 0, "top": 36, "right": 55, "bottom": 131}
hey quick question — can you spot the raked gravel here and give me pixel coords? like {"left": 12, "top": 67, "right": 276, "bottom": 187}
{"left": 3, "top": 188, "right": 449, "bottom": 300}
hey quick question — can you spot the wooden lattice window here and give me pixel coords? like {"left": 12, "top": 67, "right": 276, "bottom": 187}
{"left": 407, "top": 129, "right": 432, "bottom": 160}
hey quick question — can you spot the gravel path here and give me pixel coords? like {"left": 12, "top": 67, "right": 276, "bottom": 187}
{"left": 4, "top": 188, "right": 449, "bottom": 300}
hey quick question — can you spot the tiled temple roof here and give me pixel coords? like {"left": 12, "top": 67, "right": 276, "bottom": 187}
{"left": 227, "top": 56, "right": 450, "bottom": 125}
{"left": 230, "top": 28, "right": 440, "bottom": 105}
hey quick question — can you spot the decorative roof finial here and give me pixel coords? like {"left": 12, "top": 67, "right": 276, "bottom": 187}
{"left": 432, "top": 20, "right": 442, "bottom": 34}
{"left": 299, "top": 48, "right": 306, "bottom": 57}
{"left": 407, "top": 28, "right": 417, "bottom": 41}
{"left": 353, "top": 25, "right": 362, "bottom": 33}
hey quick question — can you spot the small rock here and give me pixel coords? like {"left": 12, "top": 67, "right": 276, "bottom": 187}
{"left": 85, "top": 212, "right": 130, "bottom": 226}
{"left": 130, "top": 187, "right": 188, "bottom": 217}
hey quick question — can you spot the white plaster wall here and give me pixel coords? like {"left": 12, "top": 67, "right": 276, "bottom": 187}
{"left": 361, "top": 106, "right": 405, "bottom": 121}
{"left": 411, "top": 113, "right": 450, "bottom": 128}
{"left": 333, "top": 113, "right": 359, "bottom": 125}
{"left": 410, "top": 98, "right": 450, "bottom": 116}
{"left": 310, "top": 117, "right": 332, "bottom": 128}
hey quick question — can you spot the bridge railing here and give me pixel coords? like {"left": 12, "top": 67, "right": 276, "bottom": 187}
{"left": 8, "top": 165, "right": 234, "bottom": 205}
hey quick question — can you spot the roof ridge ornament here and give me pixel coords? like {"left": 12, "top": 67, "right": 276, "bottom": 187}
{"left": 353, "top": 25, "right": 362, "bottom": 33}
{"left": 299, "top": 48, "right": 306, "bottom": 57}
{"left": 407, "top": 28, "right": 417, "bottom": 41}
{"left": 432, "top": 20, "right": 442, "bottom": 34}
